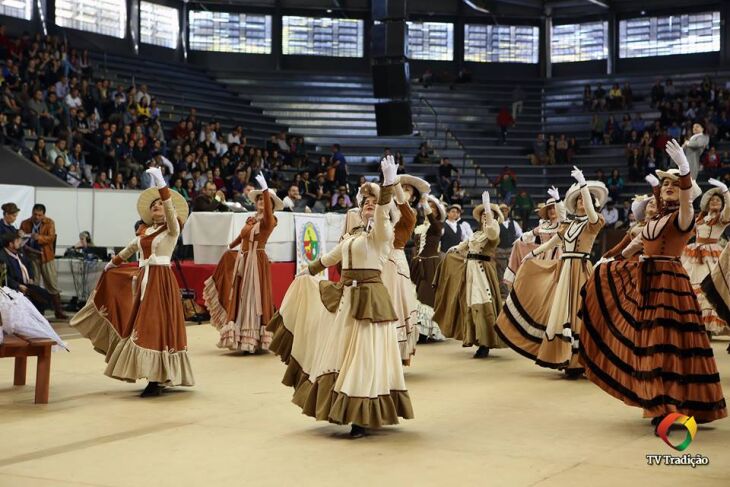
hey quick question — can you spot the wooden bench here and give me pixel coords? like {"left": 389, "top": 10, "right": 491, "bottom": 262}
{"left": 0, "top": 334, "right": 54, "bottom": 404}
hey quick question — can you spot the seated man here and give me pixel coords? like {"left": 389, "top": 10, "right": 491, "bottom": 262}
{"left": 0, "top": 231, "right": 53, "bottom": 313}
{"left": 193, "top": 182, "right": 230, "bottom": 212}
{"left": 282, "top": 184, "right": 310, "bottom": 213}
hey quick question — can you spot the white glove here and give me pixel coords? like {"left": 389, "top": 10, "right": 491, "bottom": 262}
{"left": 381, "top": 155, "right": 398, "bottom": 186}
{"left": 665, "top": 139, "right": 690, "bottom": 176}
{"left": 708, "top": 178, "right": 729, "bottom": 194}
{"left": 644, "top": 174, "right": 660, "bottom": 188}
{"left": 104, "top": 261, "right": 117, "bottom": 272}
{"left": 547, "top": 186, "right": 560, "bottom": 201}
{"left": 481, "top": 190, "right": 490, "bottom": 209}
{"left": 420, "top": 194, "right": 431, "bottom": 212}
{"left": 571, "top": 166, "right": 586, "bottom": 186}
{"left": 145, "top": 167, "right": 165, "bottom": 188}
{"left": 296, "top": 266, "right": 310, "bottom": 277}
{"left": 521, "top": 251, "right": 535, "bottom": 264}
{"left": 254, "top": 173, "right": 268, "bottom": 191}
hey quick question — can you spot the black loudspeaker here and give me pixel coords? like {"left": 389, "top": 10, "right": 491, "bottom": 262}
{"left": 375, "top": 102, "right": 413, "bottom": 136}
{"left": 371, "top": 21, "right": 407, "bottom": 58}
{"left": 372, "top": 63, "right": 410, "bottom": 99}
{"left": 372, "top": 0, "right": 407, "bottom": 21}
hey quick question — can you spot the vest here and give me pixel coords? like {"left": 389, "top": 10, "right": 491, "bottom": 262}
{"left": 441, "top": 220, "right": 462, "bottom": 250}
{"left": 498, "top": 220, "right": 518, "bottom": 249}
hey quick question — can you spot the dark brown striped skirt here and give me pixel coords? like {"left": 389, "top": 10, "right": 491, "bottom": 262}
{"left": 580, "top": 258, "right": 727, "bottom": 423}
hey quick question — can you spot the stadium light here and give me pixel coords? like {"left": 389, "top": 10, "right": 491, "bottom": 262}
{"left": 586, "top": 0, "right": 609, "bottom": 8}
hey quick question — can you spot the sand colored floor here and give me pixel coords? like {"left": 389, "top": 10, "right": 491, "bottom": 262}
{"left": 0, "top": 324, "right": 728, "bottom": 487}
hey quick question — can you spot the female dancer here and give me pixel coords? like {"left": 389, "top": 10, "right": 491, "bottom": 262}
{"left": 580, "top": 140, "right": 726, "bottom": 427}
{"left": 504, "top": 186, "right": 565, "bottom": 288}
{"left": 702, "top": 244, "right": 730, "bottom": 352}
{"left": 267, "top": 158, "right": 413, "bottom": 438}
{"left": 680, "top": 178, "right": 730, "bottom": 336}
{"left": 71, "top": 167, "right": 194, "bottom": 396}
{"left": 382, "top": 171, "right": 428, "bottom": 365}
{"left": 602, "top": 189, "right": 657, "bottom": 259}
{"left": 411, "top": 194, "right": 446, "bottom": 341}
{"left": 496, "top": 166, "right": 607, "bottom": 377}
{"left": 449, "top": 191, "right": 505, "bottom": 358}
{"left": 203, "top": 174, "right": 283, "bottom": 353}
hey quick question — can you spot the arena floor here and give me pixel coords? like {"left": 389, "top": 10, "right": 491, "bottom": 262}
{"left": 1, "top": 324, "right": 728, "bottom": 486}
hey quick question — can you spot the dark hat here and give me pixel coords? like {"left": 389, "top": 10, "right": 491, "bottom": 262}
{"left": 1, "top": 202, "right": 20, "bottom": 214}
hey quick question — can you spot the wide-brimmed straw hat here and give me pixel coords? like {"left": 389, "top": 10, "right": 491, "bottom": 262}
{"left": 536, "top": 198, "right": 558, "bottom": 220}
{"left": 356, "top": 182, "right": 380, "bottom": 206}
{"left": 249, "top": 188, "right": 284, "bottom": 211}
{"left": 137, "top": 188, "right": 189, "bottom": 226}
{"left": 398, "top": 175, "right": 430, "bottom": 195}
{"left": 564, "top": 181, "right": 609, "bottom": 214}
{"left": 630, "top": 194, "right": 653, "bottom": 222}
{"left": 472, "top": 203, "right": 504, "bottom": 224}
{"left": 446, "top": 203, "right": 462, "bottom": 213}
{"left": 700, "top": 187, "right": 725, "bottom": 212}
{"left": 425, "top": 194, "right": 446, "bottom": 222}
{"left": 655, "top": 169, "right": 702, "bottom": 201}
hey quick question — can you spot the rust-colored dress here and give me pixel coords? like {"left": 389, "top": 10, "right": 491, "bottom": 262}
{"left": 204, "top": 191, "right": 276, "bottom": 352}
{"left": 382, "top": 201, "right": 419, "bottom": 364}
{"left": 411, "top": 212, "right": 444, "bottom": 339}
{"left": 581, "top": 175, "right": 727, "bottom": 423}
{"left": 70, "top": 187, "right": 194, "bottom": 386}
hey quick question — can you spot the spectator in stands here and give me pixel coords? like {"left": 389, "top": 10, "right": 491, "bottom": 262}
{"left": 93, "top": 172, "right": 110, "bottom": 189}
{"left": 593, "top": 84, "right": 607, "bottom": 111}
{"left": 627, "top": 148, "right": 643, "bottom": 182}
{"left": 30, "top": 137, "right": 51, "bottom": 171}
{"left": 683, "top": 122, "right": 709, "bottom": 179}
{"left": 331, "top": 143, "right": 348, "bottom": 187}
{"left": 51, "top": 156, "right": 68, "bottom": 182}
{"left": 650, "top": 79, "right": 665, "bottom": 107}
{"left": 513, "top": 190, "right": 534, "bottom": 229}
{"left": 413, "top": 145, "right": 431, "bottom": 164}
{"left": 496, "top": 167, "right": 517, "bottom": 204}
{"left": 703, "top": 146, "right": 722, "bottom": 178}
{"left": 547, "top": 134, "right": 557, "bottom": 165}
{"left": 111, "top": 172, "right": 126, "bottom": 190}
{"left": 19, "top": 204, "right": 66, "bottom": 318}
{"left": 529, "top": 133, "right": 548, "bottom": 165}
{"left": 567, "top": 136, "right": 579, "bottom": 163}
{"left": 606, "top": 169, "right": 624, "bottom": 203}
{"left": 590, "top": 114, "right": 604, "bottom": 145}
{"left": 555, "top": 134, "right": 569, "bottom": 164}
{"left": 608, "top": 84, "right": 623, "bottom": 110}
{"left": 27, "top": 89, "right": 54, "bottom": 136}
{"left": 601, "top": 199, "right": 619, "bottom": 228}
{"left": 183, "top": 179, "right": 197, "bottom": 202}
{"left": 511, "top": 86, "right": 525, "bottom": 120}
{"left": 48, "top": 138, "right": 70, "bottom": 168}
{"left": 622, "top": 82, "right": 633, "bottom": 109}
{"left": 0, "top": 202, "right": 20, "bottom": 237}
{"left": 283, "top": 185, "right": 310, "bottom": 213}
{"left": 604, "top": 115, "right": 618, "bottom": 145}
{"left": 583, "top": 85, "right": 593, "bottom": 110}
{"left": 330, "top": 185, "right": 352, "bottom": 209}
{"left": 332, "top": 195, "right": 350, "bottom": 213}
{"left": 448, "top": 179, "right": 467, "bottom": 206}
{"left": 496, "top": 106, "right": 514, "bottom": 145}
{"left": 193, "top": 182, "right": 229, "bottom": 213}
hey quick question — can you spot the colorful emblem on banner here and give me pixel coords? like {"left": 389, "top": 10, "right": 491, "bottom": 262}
{"left": 301, "top": 222, "right": 321, "bottom": 262}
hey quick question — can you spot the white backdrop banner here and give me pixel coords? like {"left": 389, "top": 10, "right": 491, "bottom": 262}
{"left": 294, "top": 214, "right": 328, "bottom": 278}
{"left": 0, "top": 184, "right": 35, "bottom": 225}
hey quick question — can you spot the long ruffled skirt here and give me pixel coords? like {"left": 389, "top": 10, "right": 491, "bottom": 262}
{"left": 70, "top": 266, "right": 194, "bottom": 386}
{"left": 382, "top": 249, "right": 419, "bottom": 364}
{"left": 580, "top": 259, "right": 727, "bottom": 423}
{"left": 267, "top": 276, "right": 414, "bottom": 428}
{"left": 681, "top": 242, "right": 729, "bottom": 335}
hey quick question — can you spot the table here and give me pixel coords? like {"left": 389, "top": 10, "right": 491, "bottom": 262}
{"left": 181, "top": 212, "right": 346, "bottom": 265}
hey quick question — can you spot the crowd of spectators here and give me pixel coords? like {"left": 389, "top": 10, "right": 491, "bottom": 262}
{"left": 528, "top": 132, "right": 579, "bottom": 165}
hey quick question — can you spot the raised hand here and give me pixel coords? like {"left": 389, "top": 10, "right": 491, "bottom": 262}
{"left": 644, "top": 174, "right": 660, "bottom": 188}
{"left": 381, "top": 155, "right": 398, "bottom": 186}
{"left": 665, "top": 139, "right": 690, "bottom": 176}
{"left": 145, "top": 166, "right": 165, "bottom": 188}
{"left": 481, "top": 190, "right": 491, "bottom": 209}
{"left": 571, "top": 166, "right": 586, "bottom": 185}
{"left": 708, "top": 178, "right": 729, "bottom": 193}
{"left": 254, "top": 173, "right": 268, "bottom": 191}
{"left": 547, "top": 185, "right": 560, "bottom": 201}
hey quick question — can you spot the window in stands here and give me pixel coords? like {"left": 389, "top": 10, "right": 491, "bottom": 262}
{"left": 189, "top": 11, "right": 271, "bottom": 54}
{"left": 619, "top": 11, "right": 720, "bottom": 58}
{"left": 282, "top": 16, "right": 363, "bottom": 57}
{"left": 140, "top": 2, "right": 179, "bottom": 49}
{"left": 551, "top": 21, "right": 608, "bottom": 63}
{"left": 464, "top": 24, "right": 539, "bottom": 63}
{"left": 55, "top": 0, "right": 127, "bottom": 39}
{"left": 407, "top": 21, "right": 453, "bottom": 61}
{"left": 0, "top": 0, "right": 32, "bottom": 20}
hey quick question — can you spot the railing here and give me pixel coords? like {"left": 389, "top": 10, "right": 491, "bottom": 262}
{"left": 418, "top": 96, "right": 439, "bottom": 140}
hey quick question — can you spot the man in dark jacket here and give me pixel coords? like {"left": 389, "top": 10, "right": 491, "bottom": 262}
{"left": 0, "top": 231, "right": 52, "bottom": 312}
{"left": 193, "top": 182, "right": 229, "bottom": 212}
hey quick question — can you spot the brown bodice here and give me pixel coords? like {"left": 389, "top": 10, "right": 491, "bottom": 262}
{"left": 642, "top": 211, "right": 694, "bottom": 257}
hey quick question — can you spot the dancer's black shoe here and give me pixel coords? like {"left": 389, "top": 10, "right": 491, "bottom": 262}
{"left": 141, "top": 381, "right": 162, "bottom": 398}
{"left": 418, "top": 334, "right": 429, "bottom": 345}
{"left": 473, "top": 346, "right": 490, "bottom": 359}
{"left": 350, "top": 424, "right": 367, "bottom": 439}
{"left": 563, "top": 368, "right": 583, "bottom": 380}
